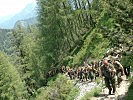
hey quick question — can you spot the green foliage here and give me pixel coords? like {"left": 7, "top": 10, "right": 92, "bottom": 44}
{"left": 121, "top": 54, "right": 133, "bottom": 67}
{"left": 98, "top": 0, "right": 132, "bottom": 46}
{"left": 37, "top": 0, "right": 96, "bottom": 70}
{"left": 95, "top": 77, "right": 101, "bottom": 84}
{"left": 36, "top": 74, "right": 79, "bottom": 100}
{"left": 0, "top": 0, "right": 132, "bottom": 99}
{"left": 69, "top": 29, "right": 109, "bottom": 66}
{"left": 81, "top": 87, "right": 102, "bottom": 100}
{"left": 66, "top": 87, "right": 79, "bottom": 100}
{"left": 0, "top": 52, "right": 27, "bottom": 100}
{"left": 69, "top": 0, "right": 132, "bottom": 67}
{"left": 11, "top": 25, "right": 42, "bottom": 96}
{"left": 126, "top": 77, "right": 133, "bottom": 100}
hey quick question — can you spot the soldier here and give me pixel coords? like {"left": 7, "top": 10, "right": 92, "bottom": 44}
{"left": 84, "top": 66, "right": 88, "bottom": 81}
{"left": 68, "top": 68, "right": 74, "bottom": 80}
{"left": 79, "top": 67, "right": 84, "bottom": 82}
{"left": 124, "top": 65, "right": 131, "bottom": 79}
{"left": 95, "top": 68, "right": 99, "bottom": 80}
{"left": 77, "top": 67, "right": 80, "bottom": 79}
{"left": 113, "top": 60, "right": 125, "bottom": 87}
{"left": 71, "top": 68, "right": 76, "bottom": 79}
{"left": 100, "top": 59, "right": 116, "bottom": 95}
{"left": 88, "top": 64, "right": 94, "bottom": 82}
{"left": 66, "top": 66, "right": 70, "bottom": 72}
{"left": 67, "top": 67, "right": 73, "bottom": 80}
{"left": 92, "top": 61, "right": 99, "bottom": 80}
{"left": 61, "top": 66, "right": 66, "bottom": 74}
{"left": 98, "top": 59, "right": 104, "bottom": 67}
{"left": 83, "top": 62, "right": 89, "bottom": 81}
{"left": 73, "top": 68, "right": 78, "bottom": 79}
{"left": 126, "top": 66, "right": 131, "bottom": 79}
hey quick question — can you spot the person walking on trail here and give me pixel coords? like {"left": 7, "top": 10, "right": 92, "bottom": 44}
{"left": 61, "top": 66, "right": 66, "bottom": 74}
{"left": 79, "top": 67, "right": 84, "bottom": 82}
{"left": 113, "top": 60, "right": 125, "bottom": 87}
{"left": 100, "top": 59, "right": 116, "bottom": 95}
{"left": 124, "top": 65, "right": 131, "bottom": 79}
{"left": 90, "top": 64, "right": 95, "bottom": 82}
{"left": 83, "top": 62, "right": 89, "bottom": 81}
{"left": 84, "top": 66, "right": 88, "bottom": 81}
{"left": 92, "top": 61, "right": 99, "bottom": 80}
{"left": 67, "top": 67, "right": 74, "bottom": 80}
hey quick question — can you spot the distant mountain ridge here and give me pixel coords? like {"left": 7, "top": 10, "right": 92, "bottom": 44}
{"left": 0, "top": 2, "right": 37, "bottom": 29}
{"left": 14, "top": 17, "right": 37, "bottom": 28}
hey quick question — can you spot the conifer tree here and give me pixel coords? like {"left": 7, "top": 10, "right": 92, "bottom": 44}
{"left": 0, "top": 52, "right": 27, "bottom": 99}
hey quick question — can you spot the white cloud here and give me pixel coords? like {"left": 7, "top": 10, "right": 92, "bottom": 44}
{"left": 0, "top": 0, "right": 36, "bottom": 17}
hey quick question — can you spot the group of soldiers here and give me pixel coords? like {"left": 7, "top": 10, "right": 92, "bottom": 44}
{"left": 61, "top": 48, "right": 131, "bottom": 95}
{"left": 61, "top": 61, "right": 100, "bottom": 82}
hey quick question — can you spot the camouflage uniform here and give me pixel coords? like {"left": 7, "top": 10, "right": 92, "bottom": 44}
{"left": 88, "top": 65, "right": 94, "bottom": 81}
{"left": 68, "top": 69, "right": 74, "bottom": 80}
{"left": 84, "top": 67, "right": 88, "bottom": 81}
{"left": 92, "top": 61, "right": 99, "bottom": 80}
{"left": 79, "top": 67, "right": 84, "bottom": 81}
{"left": 101, "top": 63, "right": 116, "bottom": 94}
{"left": 113, "top": 61, "right": 124, "bottom": 87}
{"left": 61, "top": 66, "right": 66, "bottom": 74}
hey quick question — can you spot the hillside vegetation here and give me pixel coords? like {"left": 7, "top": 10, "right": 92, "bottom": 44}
{"left": 0, "top": 0, "right": 132, "bottom": 99}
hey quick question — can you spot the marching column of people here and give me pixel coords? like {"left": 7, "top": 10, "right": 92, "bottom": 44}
{"left": 60, "top": 49, "right": 131, "bottom": 95}
{"left": 49, "top": 47, "right": 131, "bottom": 95}
{"left": 64, "top": 62, "right": 99, "bottom": 82}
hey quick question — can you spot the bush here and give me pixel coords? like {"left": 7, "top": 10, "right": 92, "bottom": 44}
{"left": 126, "top": 77, "right": 133, "bottom": 100}
{"left": 121, "top": 54, "right": 133, "bottom": 69}
{"left": 66, "top": 87, "right": 79, "bottom": 100}
{"left": 81, "top": 86, "right": 102, "bottom": 100}
{"left": 95, "top": 77, "right": 101, "bottom": 84}
{"left": 36, "top": 74, "right": 79, "bottom": 100}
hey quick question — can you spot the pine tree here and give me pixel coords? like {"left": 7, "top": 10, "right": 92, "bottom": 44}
{"left": 0, "top": 52, "right": 27, "bottom": 99}
{"left": 11, "top": 24, "right": 38, "bottom": 96}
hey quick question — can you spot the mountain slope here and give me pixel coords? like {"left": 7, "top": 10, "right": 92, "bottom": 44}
{"left": 0, "top": 29, "right": 12, "bottom": 53}
{"left": 0, "top": 2, "right": 37, "bottom": 29}
{"left": 14, "top": 17, "right": 37, "bottom": 29}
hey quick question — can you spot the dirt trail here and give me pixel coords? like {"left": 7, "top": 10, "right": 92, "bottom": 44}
{"left": 73, "top": 73, "right": 132, "bottom": 100}
{"left": 74, "top": 81, "right": 97, "bottom": 100}
{"left": 90, "top": 76, "right": 130, "bottom": 100}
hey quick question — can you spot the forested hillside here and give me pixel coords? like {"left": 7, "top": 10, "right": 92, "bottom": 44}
{"left": 0, "top": 29, "right": 12, "bottom": 53}
{"left": 0, "top": 0, "right": 132, "bottom": 100}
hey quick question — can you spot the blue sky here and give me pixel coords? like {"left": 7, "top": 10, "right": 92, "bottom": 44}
{"left": 0, "top": 0, "right": 36, "bottom": 18}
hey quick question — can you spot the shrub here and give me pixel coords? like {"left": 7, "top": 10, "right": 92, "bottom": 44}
{"left": 35, "top": 74, "right": 79, "bottom": 100}
{"left": 81, "top": 86, "right": 102, "bottom": 100}
{"left": 126, "top": 77, "right": 133, "bottom": 100}
{"left": 66, "top": 87, "right": 79, "bottom": 100}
